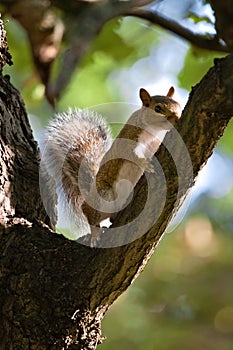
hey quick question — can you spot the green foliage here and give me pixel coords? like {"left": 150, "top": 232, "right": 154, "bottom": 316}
{"left": 198, "top": 190, "right": 233, "bottom": 233}
{"left": 218, "top": 119, "right": 233, "bottom": 156}
{"left": 101, "top": 221, "right": 233, "bottom": 350}
{"left": 178, "top": 46, "right": 233, "bottom": 156}
{"left": 4, "top": 19, "right": 33, "bottom": 84}
{"left": 178, "top": 46, "right": 225, "bottom": 90}
{"left": 60, "top": 17, "right": 159, "bottom": 109}
{"left": 4, "top": 19, "right": 53, "bottom": 124}
{"left": 4, "top": 16, "right": 160, "bottom": 122}
{"left": 189, "top": 13, "right": 212, "bottom": 24}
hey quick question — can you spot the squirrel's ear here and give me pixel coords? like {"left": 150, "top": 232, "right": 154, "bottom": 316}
{"left": 166, "top": 86, "right": 175, "bottom": 98}
{"left": 140, "top": 88, "right": 151, "bottom": 107}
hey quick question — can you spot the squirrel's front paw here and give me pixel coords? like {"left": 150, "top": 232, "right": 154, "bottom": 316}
{"left": 145, "top": 161, "right": 154, "bottom": 173}
{"left": 139, "top": 158, "right": 154, "bottom": 173}
{"left": 90, "top": 226, "right": 102, "bottom": 248}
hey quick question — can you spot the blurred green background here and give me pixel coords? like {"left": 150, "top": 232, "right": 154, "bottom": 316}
{"left": 2, "top": 0, "right": 233, "bottom": 348}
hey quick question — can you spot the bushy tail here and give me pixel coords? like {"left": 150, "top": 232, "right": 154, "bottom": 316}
{"left": 40, "top": 108, "right": 112, "bottom": 235}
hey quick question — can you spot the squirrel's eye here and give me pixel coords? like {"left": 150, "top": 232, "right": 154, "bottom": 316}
{"left": 145, "top": 103, "right": 150, "bottom": 107}
{"left": 154, "top": 105, "right": 163, "bottom": 113}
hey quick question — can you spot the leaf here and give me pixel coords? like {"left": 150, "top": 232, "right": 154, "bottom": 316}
{"left": 178, "top": 46, "right": 225, "bottom": 90}
{"left": 60, "top": 17, "right": 160, "bottom": 108}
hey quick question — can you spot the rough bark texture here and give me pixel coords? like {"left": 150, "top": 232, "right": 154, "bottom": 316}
{"left": 210, "top": 0, "right": 233, "bottom": 50}
{"left": 0, "top": 74, "right": 54, "bottom": 229}
{"left": 1, "top": 17, "right": 233, "bottom": 350}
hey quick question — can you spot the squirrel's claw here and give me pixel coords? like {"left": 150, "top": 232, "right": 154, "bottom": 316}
{"left": 145, "top": 162, "right": 154, "bottom": 173}
{"left": 140, "top": 159, "right": 154, "bottom": 173}
{"left": 90, "top": 226, "right": 102, "bottom": 248}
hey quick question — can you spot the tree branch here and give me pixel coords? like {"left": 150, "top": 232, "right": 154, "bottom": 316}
{"left": 125, "top": 8, "right": 229, "bottom": 53}
{"left": 210, "top": 0, "right": 233, "bottom": 51}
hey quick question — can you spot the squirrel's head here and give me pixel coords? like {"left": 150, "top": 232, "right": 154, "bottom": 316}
{"left": 139, "top": 87, "right": 181, "bottom": 125}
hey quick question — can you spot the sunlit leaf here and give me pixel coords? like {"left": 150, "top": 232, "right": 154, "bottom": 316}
{"left": 178, "top": 46, "right": 225, "bottom": 90}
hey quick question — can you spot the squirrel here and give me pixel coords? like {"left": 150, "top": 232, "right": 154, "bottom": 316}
{"left": 42, "top": 87, "right": 181, "bottom": 246}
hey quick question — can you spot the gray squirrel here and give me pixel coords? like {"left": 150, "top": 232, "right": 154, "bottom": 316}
{"left": 41, "top": 87, "right": 181, "bottom": 246}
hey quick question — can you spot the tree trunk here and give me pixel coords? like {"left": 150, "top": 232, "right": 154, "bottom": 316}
{"left": 0, "top": 19, "right": 233, "bottom": 349}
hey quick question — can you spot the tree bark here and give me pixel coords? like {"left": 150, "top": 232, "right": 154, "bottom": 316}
{"left": 1, "top": 18, "right": 233, "bottom": 350}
